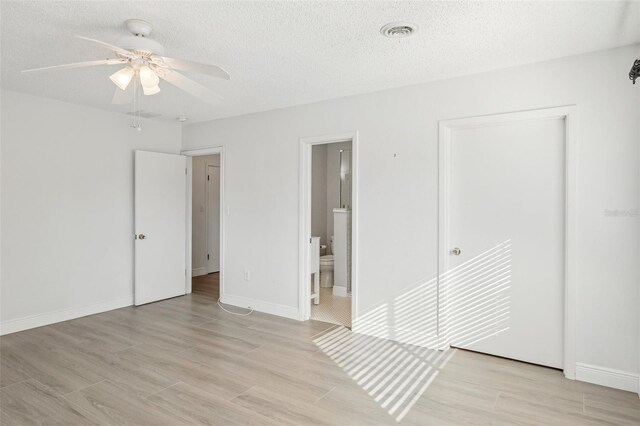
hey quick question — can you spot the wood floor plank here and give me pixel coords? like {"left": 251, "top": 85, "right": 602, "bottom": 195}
{"left": 70, "top": 346, "right": 181, "bottom": 399}
{"left": 241, "top": 343, "right": 354, "bottom": 390}
{"left": 0, "top": 339, "right": 104, "bottom": 395}
{"left": 314, "top": 382, "right": 398, "bottom": 425}
{"left": 175, "top": 343, "right": 334, "bottom": 403}
{"left": 147, "top": 381, "right": 277, "bottom": 426}
{"left": 0, "top": 354, "right": 31, "bottom": 388}
{"left": 0, "top": 273, "right": 638, "bottom": 425}
{"left": 117, "top": 343, "right": 254, "bottom": 400}
{"left": 94, "top": 308, "right": 200, "bottom": 352}
{"left": 1, "top": 409, "right": 19, "bottom": 426}
{"left": 64, "top": 380, "right": 189, "bottom": 425}
{"left": 583, "top": 390, "right": 640, "bottom": 425}
{"left": 492, "top": 389, "right": 585, "bottom": 424}
{"left": 196, "top": 318, "right": 322, "bottom": 356}
{"left": 229, "top": 386, "right": 338, "bottom": 426}
{"left": 50, "top": 316, "right": 141, "bottom": 353}
{"left": 1, "top": 379, "right": 96, "bottom": 425}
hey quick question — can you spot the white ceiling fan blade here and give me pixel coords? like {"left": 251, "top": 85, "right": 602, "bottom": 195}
{"left": 159, "top": 70, "right": 223, "bottom": 104}
{"left": 158, "top": 56, "right": 230, "bottom": 80}
{"left": 22, "top": 58, "right": 127, "bottom": 74}
{"left": 75, "top": 35, "right": 139, "bottom": 59}
{"left": 111, "top": 85, "right": 134, "bottom": 105}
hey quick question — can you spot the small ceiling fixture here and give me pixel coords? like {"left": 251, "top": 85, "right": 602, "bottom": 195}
{"left": 380, "top": 22, "right": 418, "bottom": 38}
{"left": 177, "top": 116, "right": 188, "bottom": 123}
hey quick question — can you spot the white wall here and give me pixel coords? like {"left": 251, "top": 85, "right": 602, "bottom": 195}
{"left": 191, "top": 154, "right": 220, "bottom": 275}
{"left": 311, "top": 144, "right": 328, "bottom": 246}
{"left": 182, "top": 45, "right": 640, "bottom": 384}
{"left": 0, "top": 90, "right": 182, "bottom": 333}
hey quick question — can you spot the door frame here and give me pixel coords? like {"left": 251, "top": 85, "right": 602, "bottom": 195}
{"left": 206, "top": 164, "right": 221, "bottom": 274}
{"left": 438, "top": 106, "right": 577, "bottom": 379}
{"left": 299, "top": 131, "right": 358, "bottom": 321}
{"left": 182, "top": 146, "right": 225, "bottom": 296}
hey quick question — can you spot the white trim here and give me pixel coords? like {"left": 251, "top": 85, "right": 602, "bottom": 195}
{"left": 220, "top": 294, "right": 299, "bottom": 320}
{"left": 205, "top": 164, "right": 221, "bottom": 274}
{"left": 181, "top": 146, "right": 225, "bottom": 298}
{"left": 576, "top": 363, "right": 639, "bottom": 393}
{"left": 438, "top": 105, "right": 578, "bottom": 379}
{"left": 185, "top": 156, "right": 194, "bottom": 293}
{"left": 299, "top": 131, "right": 358, "bottom": 322}
{"left": 192, "top": 267, "right": 207, "bottom": 277}
{"left": 332, "top": 286, "right": 348, "bottom": 297}
{"left": 0, "top": 296, "right": 133, "bottom": 336}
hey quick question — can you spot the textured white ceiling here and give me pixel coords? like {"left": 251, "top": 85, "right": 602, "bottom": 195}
{"left": 2, "top": 1, "right": 639, "bottom": 123}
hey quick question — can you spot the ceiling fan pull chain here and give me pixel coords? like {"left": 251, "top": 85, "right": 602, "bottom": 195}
{"left": 137, "top": 78, "right": 143, "bottom": 131}
{"left": 131, "top": 76, "right": 142, "bottom": 131}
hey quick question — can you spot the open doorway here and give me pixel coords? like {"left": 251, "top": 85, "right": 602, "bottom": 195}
{"left": 300, "top": 133, "right": 357, "bottom": 327}
{"left": 190, "top": 154, "right": 221, "bottom": 299}
{"left": 183, "top": 147, "right": 225, "bottom": 302}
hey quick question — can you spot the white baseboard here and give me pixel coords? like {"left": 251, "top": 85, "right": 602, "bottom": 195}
{"left": 575, "top": 363, "right": 639, "bottom": 393}
{"left": 192, "top": 267, "right": 207, "bottom": 277}
{"left": 332, "top": 286, "right": 348, "bottom": 297}
{"left": 0, "top": 296, "right": 133, "bottom": 336}
{"left": 220, "top": 294, "right": 300, "bottom": 320}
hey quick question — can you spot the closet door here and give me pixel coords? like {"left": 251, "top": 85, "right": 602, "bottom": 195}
{"left": 445, "top": 116, "right": 565, "bottom": 368}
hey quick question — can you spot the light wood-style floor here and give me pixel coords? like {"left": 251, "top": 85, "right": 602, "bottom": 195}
{"left": 1, "top": 273, "right": 639, "bottom": 425}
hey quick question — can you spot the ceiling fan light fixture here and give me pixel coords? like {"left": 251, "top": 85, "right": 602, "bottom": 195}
{"left": 22, "top": 18, "right": 228, "bottom": 112}
{"left": 109, "top": 66, "right": 135, "bottom": 90}
{"left": 142, "top": 84, "right": 161, "bottom": 96}
{"left": 139, "top": 65, "right": 159, "bottom": 88}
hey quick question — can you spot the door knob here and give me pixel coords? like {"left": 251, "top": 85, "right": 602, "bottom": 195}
{"left": 138, "top": 234, "right": 146, "bottom": 240}
{"left": 450, "top": 247, "right": 461, "bottom": 256}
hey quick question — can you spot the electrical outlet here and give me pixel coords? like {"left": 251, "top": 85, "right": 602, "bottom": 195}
{"left": 244, "top": 270, "right": 251, "bottom": 281}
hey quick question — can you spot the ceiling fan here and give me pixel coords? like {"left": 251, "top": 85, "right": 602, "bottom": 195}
{"left": 22, "top": 19, "right": 230, "bottom": 105}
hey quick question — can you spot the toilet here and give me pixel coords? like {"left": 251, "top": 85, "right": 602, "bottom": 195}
{"left": 319, "top": 236, "right": 334, "bottom": 288}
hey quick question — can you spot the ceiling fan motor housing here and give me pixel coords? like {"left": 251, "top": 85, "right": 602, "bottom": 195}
{"left": 117, "top": 19, "right": 165, "bottom": 56}
{"left": 117, "top": 35, "right": 165, "bottom": 56}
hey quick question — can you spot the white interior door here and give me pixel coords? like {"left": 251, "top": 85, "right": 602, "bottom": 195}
{"left": 135, "top": 150, "right": 186, "bottom": 305}
{"left": 445, "top": 117, "right": 565, "bottom": 369}
{"left": 206, "top": 165, "right": 220, "bottom": 273}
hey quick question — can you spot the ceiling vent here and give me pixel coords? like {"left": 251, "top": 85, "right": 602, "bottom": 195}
{"left": 380, "top": 22, "right": 418, "bottom": 38}
{"left": 125, "top": 110, "right": 161, "bottom": 119}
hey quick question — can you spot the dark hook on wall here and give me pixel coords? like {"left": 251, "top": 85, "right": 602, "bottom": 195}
{"left": 630, "top": 59, "right": 640, "bottom": 84}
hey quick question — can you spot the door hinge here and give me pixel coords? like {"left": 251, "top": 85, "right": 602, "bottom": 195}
{"left": 207, "top": 254, "right": 210, "bottom": 260}
{"left": 207, "top": 175, "right": 210, "bottom": 181}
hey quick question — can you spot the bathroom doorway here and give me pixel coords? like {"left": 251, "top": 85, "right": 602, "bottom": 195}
{"left": 299, "top": 132, "right": 357, "bottom": 327}
{"left": 182, "top": 147, "right": 225, "bottom": 301}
